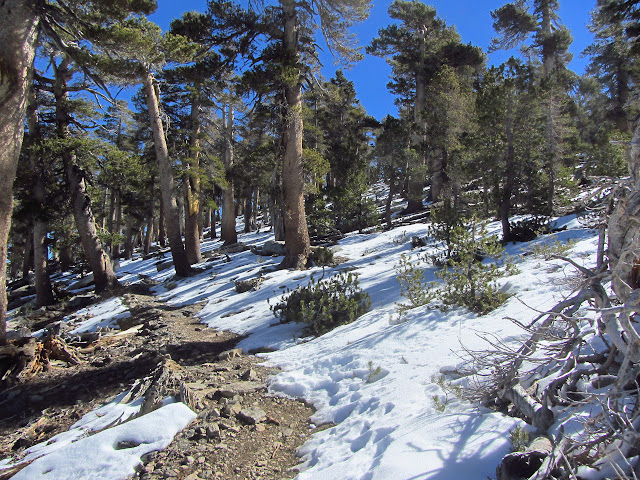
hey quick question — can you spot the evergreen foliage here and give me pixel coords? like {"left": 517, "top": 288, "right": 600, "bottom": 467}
{"left": 434, "top": 219, "right": 510, "bottom": 314}
{"left": 271, "top": 272, "right": 371, "bottom": 335}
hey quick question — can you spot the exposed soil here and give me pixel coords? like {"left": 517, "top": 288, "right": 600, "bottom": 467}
{"left": 0, "top": 286, "right": 320, "bottom": 480}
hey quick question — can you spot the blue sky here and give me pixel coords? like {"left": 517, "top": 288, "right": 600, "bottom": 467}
{"left": 152, "top": 0, "right": 597, "bottom": 120}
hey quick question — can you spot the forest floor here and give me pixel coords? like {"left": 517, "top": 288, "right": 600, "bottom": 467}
{"left": 0, "top": 285, "right": 320, "bottom": 480}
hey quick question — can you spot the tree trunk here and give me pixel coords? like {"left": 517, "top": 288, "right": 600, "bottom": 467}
{"left": 408, "top": 25, "right": 428, "bottom": 209}
{"left": 609, "top": 120, "right": 640, "bottom": 303}
{"left": 184, "top": 90, "right": 202, "bottom": 264}
{"left": 0, "top": 0, "right": 40, "bottom": 343}
{"left": 541, "top": 2, "right": 557, "bottom": 216}
{"left": 158, "top": 195, "right": 166, "bottom": 247}
{"left": 143, "top": 71, "right": 191, "bottom": 276}
{"left": 111, "top": 191, "right": 122, "bottom": 267}
{"left": 500, "top": 85, "right": 516, "bottom": 242}
{"left": 280, "top": 0, "right": 311, "bottom": 269}
{"left": 26, "top": 90, "right": 54, "bottom": 308}
{"left": 385, "top": 172, "right": 397, "bottom": 230}
{"left": 271, "top": 158, "right": 285, "bottom": 241}
{"left": 58, "top": 222, "right": 74, "bottom": 273}
{"left": 221, "top": 104, "right": 238, "bottom": 245}
{"left": 55, "top": 57, "right": 118, "bottom": 293}
{"left": 123, "top": 217, "right": 135, "bottom": 260}
{"left": 22, "top": 229, "right": 33, "bottom": 279}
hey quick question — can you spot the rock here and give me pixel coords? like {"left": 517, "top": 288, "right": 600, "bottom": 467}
{"left": 156, "top": 260, "right": 175, "bottom": 272}
{"left": 218, "top": 348, "right": 243, "bottom": 361}
{"left": 237, "top": 407, "right": 267, "bottom": 425}
{"left": 117, "top": 315, "right": 145, "bottom": 331}
{"left": 261, "top": 240, "right": 287, "bottom": 257}
{"left": 411, "top": 236, "right": 427, "bottom": 248}
{"left": 217, "top": 381, "right": 263, "bottom": 396}
{"left": 68, "top": 274, "right": 94, "bottom": 291}
{"left": 219, "top": 242, "right": 250, "bottom": 254}
{"left": 206, "top": 424, "right": 221, "bottom": 440}
{"left": 222, "top": 402, "right": 243, "bottom": 417}
{"left": 241, "top": 368, "right": 258, "bottom": 381}
{"left": 254, "top": 424, "right": 266, "bottom": 432}
{"left": 234, "top": 277, "right": 264, "bottom": 294}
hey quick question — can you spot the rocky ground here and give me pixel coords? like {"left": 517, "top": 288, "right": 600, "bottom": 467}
{"left": 0, "top": 286, "right": 321, "bottom": 480}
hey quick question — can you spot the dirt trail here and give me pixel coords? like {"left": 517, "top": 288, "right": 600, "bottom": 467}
{"left": 0, "top": 288, "right": 318, "bottom": 480}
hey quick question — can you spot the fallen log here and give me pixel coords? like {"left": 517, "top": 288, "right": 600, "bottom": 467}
{"left": 122, "top": 356, "right": 198, "bottom": 415}
{"left": 496, "top": 436, "right": 553, "bottom": 480}
{"left": 501, "top": 385, "right": 554, "bottom": 432}
{"left": 0, "top": 335, "right": 81, "bottom": 385}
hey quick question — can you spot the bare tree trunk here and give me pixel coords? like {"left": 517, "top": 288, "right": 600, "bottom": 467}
{"left": 271, "top": 158, "right": 285, "bottom": 241}
{"left": 143, "top": 71, "right": 191, "bottom": 276}
{"left": 280, "top": 0, "right": 311, "bottom": 269}
{"left": 111, "top": 191, "right": 122, "bottom": 265}
{"left": 123, "top": 217, "right": 135, "bottom": 260}
{"left": 0, "top": 0, "right": 39, "bottom": 343}
{"left": 143, "top": 218, "right": 154, "bottom": 256}
{"left": 58, "top": 221, "right": 74, "bottom": 273}
{"left": 385, "top": 172, "right": 397, "bottom": 230}
{"left": 253, "top": 189, "right": 259, "bottom": 230}
{"left": 158, "top": 195, "right": 166, "bottom": 247}
{"left": 22, "top": 229, "right": 33, "bottom": 279}
{"left": 184, "top": 89, "right": 202, "bottom": 264}
{"left": 26, "top": 90, "right": 54, "bottom": 307}
{"left": 55, "top": 57, "right": 118, "bottom": 293}
{"left": 221, "top": 104, "right": 238, "bottom": 245}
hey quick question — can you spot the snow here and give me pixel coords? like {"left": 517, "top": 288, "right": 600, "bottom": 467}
{"left": 3, "top": 216, "right": 603, "bottom": 479}
{"left": 12, "top": 402, "right": 196, "bottom": 480}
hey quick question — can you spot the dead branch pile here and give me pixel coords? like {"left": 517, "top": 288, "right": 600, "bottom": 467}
{"left": 466, "top": 153, "right": 640, "bottom": 479}
{"left": 0, "top": 335, "right": 80, "bottom": 386}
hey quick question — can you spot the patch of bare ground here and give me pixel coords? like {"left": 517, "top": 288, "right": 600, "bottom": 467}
{"left": 0, "top": 286, "right": 320, "bottom": 480}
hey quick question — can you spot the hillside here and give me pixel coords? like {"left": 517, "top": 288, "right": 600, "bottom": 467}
{"left": 0, "top": 209, "right": 608, "bottom": 480}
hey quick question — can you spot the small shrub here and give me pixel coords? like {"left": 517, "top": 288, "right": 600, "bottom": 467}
{"left": 432, "top": 395, "right": 447, "bottom": 412}
{"left": 509, "top": 425, "right": 530, "bottom": 453}
{"left": 526, "top": 237, "right": 577, "bottom": 260}
{"left": 436, "top": 218, "right": 511, "bottom": 314}
{"left": 428, "top": 201, "right": 464, "bottom": 262}
{"left": 394, "top": 253, "right": 435, "bottom": 317}
{"left": 366, "top": 360, "right": 382, "bottom": 383}
{"left": 271, "top": 272, "right": 371, "bottom": 335}
{"left": 312, "top": 246, "right": 334, "bottom": 267}
{"left": 507, "top": 216, "right": 550, "bottom": 243}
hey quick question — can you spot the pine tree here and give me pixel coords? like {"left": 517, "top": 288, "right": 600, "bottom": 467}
{"left": 210, "top": 0, "right": 371, "bottom": 269}
{"left": 491, "top": 0, "right": 573, "bottom": 215}
{"left": 585, "top": 0, "right": 639, "bottom": 133}
{"left": 368, "top": 0, "right": 482, "bottom": 206}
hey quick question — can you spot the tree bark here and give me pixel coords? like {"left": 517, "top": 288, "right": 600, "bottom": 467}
{"left": 143, "top": 71, "right": 191, "bottom": 276}
{"left": 221, "top": 104, "right": 238, "bottom": 245}
{"left": 0, "top": 0, "right": 40, "bottom": 343}
{"left": 26, "top": 90, "right": 54, "bottom": 308}
{"left": 22, "top": 229, "right": 33, "bottom": 279}
{"left": 55, "top": 57, "right": 118, "bottom": 294}
{"left": 499, "top": 84, "right": 516, "bottom": 242}
{"left": 408, "top": 25, "right": 427, "bottom": 209}
{"left": 184, "top": 88, "right": 202, "bottom": 263}
{"left": 280, "top": 0, "right": 311, "bottom": 269}
{"left": 158, "top": 195, "right": 166, "bottom": 247}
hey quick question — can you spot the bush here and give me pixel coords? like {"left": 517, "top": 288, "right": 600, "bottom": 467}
{"left": 271, "top": 272, "right": 371, "bottom": 335}
{"left": 428, "top": 201, "right": 465, "bottom": 266}
{"left": 311, "top": 246, "right": 335, "bottom": 267}
{"left": 394, "top": 253, "right": 434, "bottom": 316}
{"left": 436, "top": 218, "right": 511, "bottom": 314}
{"left": 507, "top": 216, "right": 551, "bottom": 243}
